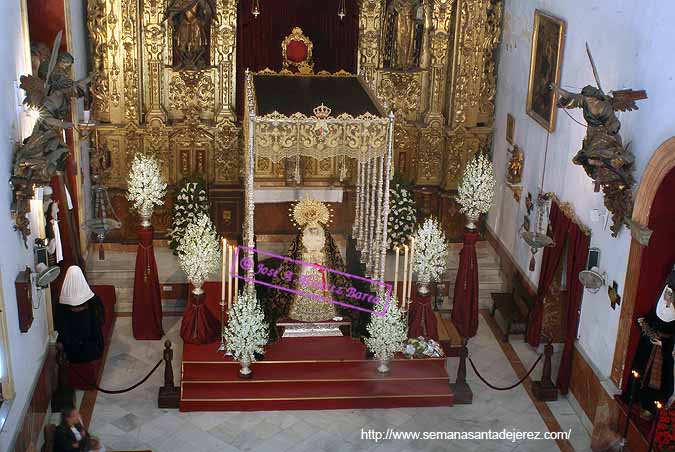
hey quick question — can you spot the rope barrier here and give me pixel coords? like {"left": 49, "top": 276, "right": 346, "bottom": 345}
{"left": 69, "top": 359, "right": 163, "bottom": 394}
{"left": 468, "top": 354, "right": 543, "bottom": 391}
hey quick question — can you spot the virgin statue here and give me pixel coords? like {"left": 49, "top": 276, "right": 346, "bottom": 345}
{"left": 164, "top": 0, "right": 215, "bottom": 70}
{"left": 625, "top": 266, "right": 675, "bottom": 416}
{"left": 262, "top": 199, "right": 372, "bottom": 340}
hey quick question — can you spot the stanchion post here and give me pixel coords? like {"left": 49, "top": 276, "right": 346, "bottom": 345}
{"left": 52, "top": 343, "right": 76, "bottom": 412}
{"left": 532, "top": 336, "right": 558, "bottom": 401}
{"left": 449, "top": 337, "right": 473, "bottom": 404}
{"left": 158, "top": 340, "right": 180, "bottom": 409}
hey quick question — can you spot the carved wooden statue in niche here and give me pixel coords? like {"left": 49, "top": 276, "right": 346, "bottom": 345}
{"left": 384, "top": 0, "right": 424, "bottom": 70}
{"left": 164, "top": 0, "right": 216, "bottom": 70}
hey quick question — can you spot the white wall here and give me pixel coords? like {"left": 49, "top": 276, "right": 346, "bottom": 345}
{"left": 0, "top": 1, "right": 52, "bottom": 450}
{"left": 489, "top": 0, "right": 675, "bottom": 378}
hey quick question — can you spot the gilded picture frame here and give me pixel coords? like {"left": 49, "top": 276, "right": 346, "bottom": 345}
{"left": 506, "top": 113, "right": 515, "bottom": 144}
{"left": 526, "top": 10, "right": 566, "bottom": 132}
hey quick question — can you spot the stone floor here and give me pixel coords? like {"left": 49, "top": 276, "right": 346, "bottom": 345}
{"left": 79, "top": 311, "right": 593, "bottom": 452}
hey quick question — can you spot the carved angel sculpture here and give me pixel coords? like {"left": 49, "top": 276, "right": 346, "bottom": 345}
{"left": 164, "top": 0, "right": 215, "bottom": 70}
{"left": 551, "top": 47, "right": 647, "bottom": 239}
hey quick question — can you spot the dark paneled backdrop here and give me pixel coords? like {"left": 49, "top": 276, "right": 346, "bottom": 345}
{"left": 236, "top": 0, "right": 359, "bottom": 115}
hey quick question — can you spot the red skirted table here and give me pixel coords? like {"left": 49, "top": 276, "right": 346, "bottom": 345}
{"left": 181, "top": 283, "right": 221, "bottom": 345}
{"left": 408, "top": 290, "right": 439, "bottom": 341}
{"left": 132, "top": 226, "right": 164, "bottom": 339}
{"left": 451, "top": 228, "right": 480, "bottom": 338}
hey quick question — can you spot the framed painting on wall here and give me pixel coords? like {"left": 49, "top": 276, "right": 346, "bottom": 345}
{"left": 526, "top": 10, "right": 566, "bottom": 132}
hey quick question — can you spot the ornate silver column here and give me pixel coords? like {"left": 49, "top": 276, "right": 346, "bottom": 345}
{"left": 379, "top": 112, "right": 395, "bottom": 287}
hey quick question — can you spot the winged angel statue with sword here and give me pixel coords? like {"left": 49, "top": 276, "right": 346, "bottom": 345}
{"left": 10, "top": 31, "right": 91, "bottom": 243}
{"left": 551, "top": 43, "right": 650, "bottom": 243}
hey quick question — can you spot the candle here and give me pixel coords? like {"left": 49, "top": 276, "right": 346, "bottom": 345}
{"left": 407, "top": 237, "right": 415, "bottom": 306}
{"left": 393, "top": 246, "right": 400, "bottom": 299}
{"left": 233, "top": 245, "right": 239, "bottom": 303}
{"left": 647, "top": 400, "right": 663, "bottom": 452}
{"left": 221, "top": 238, "right": 227, "bottom": 302}
{"left": 227, "top": 245, "right": 233, "bottom": 310}
{"left": 623, "top": 370, "right": 640, "bottom": 440}
{"left": 401, "top": 244, "right": 409, "bottom": 308}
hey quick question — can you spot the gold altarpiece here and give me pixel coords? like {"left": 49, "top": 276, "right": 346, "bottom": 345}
{"left": 87, "top": 0, "right": 501, "bottom": 241}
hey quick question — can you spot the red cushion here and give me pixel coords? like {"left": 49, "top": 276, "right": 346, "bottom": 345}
{"left": 286, "top": 40, "right": 308, "bottom": 63}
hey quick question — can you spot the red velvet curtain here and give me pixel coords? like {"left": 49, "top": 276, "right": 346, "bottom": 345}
{"left": 622, "top": 169, "right": 675, "bottom": 389}
{"left": 236, "top": 0, "right": 359, "bottom": 115}
{"left": 526, "top": 202, "right": 571, "bottom": 347}
{"left": 451, "top": 229, "right": 480, "bottom": 338}
{"left": 132, "top": 227, "right": 164, "bottom": 339}
{"left": 556, "top": 222, "right": 590, "bottom": 394}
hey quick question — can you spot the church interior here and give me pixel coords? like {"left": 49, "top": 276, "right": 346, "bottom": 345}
{"left": 1, "top": 0, "right": 675, "bottom": 451}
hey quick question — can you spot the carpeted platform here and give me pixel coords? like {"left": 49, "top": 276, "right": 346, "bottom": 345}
{"left": 180, "top": 291, "right": 454, "bottom": 411}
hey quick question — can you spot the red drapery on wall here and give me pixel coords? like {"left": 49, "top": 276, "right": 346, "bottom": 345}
{"left": 622, "top": 168, "right": 675, "bottom": 390}
{"left": 235, "top": 0, "right": 359, "bottom": 115}
{"left": 526, "top": 202, "right": 571, "bottom": 347}
{"left": 556, "top": 222, "right": 590, "bottom": 394}
{"left": 451, "top": 229, "right": 480, "bottom": 338}
{"left": 132, "top": 227, "right": 164, "bottom": 339}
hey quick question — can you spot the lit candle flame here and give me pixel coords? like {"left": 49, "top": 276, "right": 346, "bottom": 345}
{"left": 632, "top": 370, "right": 640, "bottom": 379}
{"left": 656, "top": 401, "right": 663, "bottom": 410}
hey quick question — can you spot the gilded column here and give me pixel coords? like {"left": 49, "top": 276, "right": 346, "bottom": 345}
{"left": 214, "top": 0, "right": 238, "bottom": 122}
{"left": 424, "top": 0, "right": 454, "bottom": 126}
{"left": 143, "top": 0, "right": 168, "bottom": 126}
{"left": 357, "top": 0, "right": 385, "bottom": 91}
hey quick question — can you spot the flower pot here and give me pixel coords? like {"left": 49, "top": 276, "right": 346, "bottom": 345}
{"left": 139, "top": 208, "right": 153, "bottom": 228}
{"left": 377, "top": 359, "right": 390, "bottom": 374}
{"left": 191, "top": 282, "right": 205, "bottom": 296}
{"left": 465, "top": 213, "right": 480, "bottom": 230}
{"left": 239, "top": 356, "right": 253, "bottom": 379}
{"left": 417, "top": 281, "right": 430, "bottom": 296}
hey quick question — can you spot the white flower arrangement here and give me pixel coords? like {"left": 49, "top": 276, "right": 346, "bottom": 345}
{"left": 176, "top": 213, "right": 220, "bottom": 289}
{"left": 412, "top": 217, "right": 449, "bottom": 285}
{"left": 456, "top": 153, "right": 496, "bottom": 218}
{"left": 169, "top": 178, "right": 210, "bottom": 252}
{"left": 387, "top": 178, "right": 417, "bottom": 248}
{"left": 365, "top": 296, "right": 408, "bottom": 363}
{"left": 126, "top": 154, "right": 167, "bottom": 214}
{"left": 224, "top": 291, "right": 269, "bottom": 365}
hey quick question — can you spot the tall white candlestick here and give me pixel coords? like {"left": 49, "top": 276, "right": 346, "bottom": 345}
{"left": 227, "top": 245, "right": 233, "bottom": 310}
{"left": 407, "top": 237, "right": 415, "bottom": 306}
{"left": 401, "top": 244, "right": 409, "bottom": 308}
{"left": 233, "top": 245, "right": 239, "bottom": 303}
{"left": 393, "top": 246, "right": 400, "bottom": 299}
{"left": 226, "top": 238, "right": 227, "bottom": 303}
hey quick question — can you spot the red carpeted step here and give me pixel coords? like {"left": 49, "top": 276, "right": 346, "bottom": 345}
{"left": 180, "top": 394, "right": 453, "bottom": 411}
{"left": 182, "top": 358, "right": 448, "bottom": 382}
{"left": 183, "top": 335, "right": 368, "bottom": 362}
{"left": 182, "top": 376, "right": 452, "bottom": 399}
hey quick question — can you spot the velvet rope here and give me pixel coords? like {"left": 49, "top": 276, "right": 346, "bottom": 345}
{"left": 69, "top": 359, "right": 162, "bottom": 394}
{"left": 469, "top": 354, "right": 543, "bottom": 391}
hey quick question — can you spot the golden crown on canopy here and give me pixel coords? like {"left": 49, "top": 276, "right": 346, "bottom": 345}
{"left": 290, "top": 199, "right": 332, "bottom": 229}
{"left": 313, "top": 103, "right": 332, "bottom": 119}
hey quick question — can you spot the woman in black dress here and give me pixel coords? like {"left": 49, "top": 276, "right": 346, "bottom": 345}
{"left": 57, "top": 266, "right": 105, "bottom": 363}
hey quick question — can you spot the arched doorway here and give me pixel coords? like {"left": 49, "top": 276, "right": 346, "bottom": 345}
{"left": 611, "top": 137, "right": 675, "bottom": 387}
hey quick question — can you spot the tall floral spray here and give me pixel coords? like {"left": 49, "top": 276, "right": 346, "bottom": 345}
{"left": 387, "top": 174, "right": 418, "bottom": 248}
{"left": 126, "top": 154, "right": 167, "bottom": 226}
{"left": 456, "top": 153, "right": 496, "bottom": 229}
{"left": 365, "top": 295, "right": 408, "bottom": 373}
{"left": 176, "top": 213, "right": 220, "bottom": 293}
{"left": 225, "top": 291, "right": 269, "bottom": 377}
{"left": 169, "top": 178, "right": 210, "bottom": 253}
{"left": 412, "top": 217, "right": 449, "bottom": 286}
